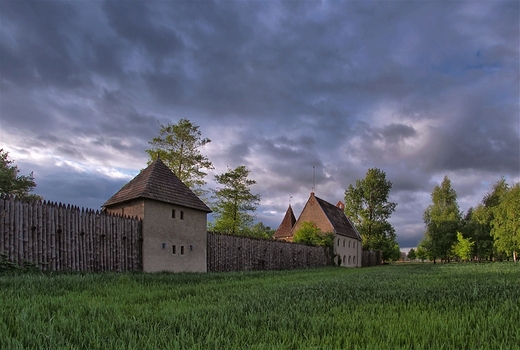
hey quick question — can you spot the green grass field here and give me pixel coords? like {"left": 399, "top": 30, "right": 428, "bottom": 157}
{"left": 1, "top": 263, "right": 519, "bottom": 349}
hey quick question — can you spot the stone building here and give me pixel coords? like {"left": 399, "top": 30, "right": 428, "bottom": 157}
{"left": 274, "top": 192, "right": 362, "bottom": 267}
{"left": 103, "top": 158, "right": 211, "bottom": 272}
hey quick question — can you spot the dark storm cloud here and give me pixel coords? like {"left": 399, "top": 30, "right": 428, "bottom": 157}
{"left": 103, "top": 1, "right": 185, "bottom": 57}
{"left": 1, "top": 1, "right": 81, "bottom": 88}
{"left": 1, "top": 0, "right": 518, "bottom": 248}
{"left": 252, "top": 135, "right": 324, "bottom": 191}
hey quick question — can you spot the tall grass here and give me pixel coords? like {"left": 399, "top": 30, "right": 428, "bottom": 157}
{"left": 1, "top": 263, "right": 518, "bottom": 349}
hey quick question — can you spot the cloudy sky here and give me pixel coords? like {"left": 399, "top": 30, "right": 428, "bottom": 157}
{"left": 1, "top": 0, "right": 518, "bottom": 249}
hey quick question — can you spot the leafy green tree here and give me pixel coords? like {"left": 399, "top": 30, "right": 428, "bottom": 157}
{"left": 247, "top": 222, "right": 275, "bottom": 239}
{"left": 466, "top": 205, "right": 494, "bottom": 261}
{"left": 293, "top": 222, "right": 335, "bottom": 264}
{"left": 388, "top": 243, "right": 401, "bottom": 262}
{"left": 491, "top": 183, "right": 520, "bottom": 262}
{"left": 422, "top": 176, "right": 461, "bottom": 263}
{"left": 344, "top": 168, "right": 398, "bottom": 261}
{"left": 210, "top": 165, "right": 261, "bottom": 235}
{"left": 451, "top": 232, "right": 474, "bottom": 262}
{"left": 483, "top": 177, "right": 509, "bottom": 208}
{"left": 0, "top": 149, "right": 41, "bottom": 200}
{"left": 407, "top": 248, "right": 416, "bottom": 261}
{"left": 293, "top": 221, "right": 334, "bottom": 247}
{"left": 146, "top": 119, "right": 213, "bottom": 194}
{"left": 464, "top": 178, "right": 511, "bottom": 261}
{"left": 415, "top": 243, "right": 428, "bottom": 262}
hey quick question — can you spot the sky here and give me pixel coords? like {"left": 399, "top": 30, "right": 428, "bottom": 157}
{"left": 1, "top": 0, "right": 519, "bottom": 249}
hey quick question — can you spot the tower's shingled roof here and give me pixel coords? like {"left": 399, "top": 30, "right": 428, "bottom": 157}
{"left": 103, "top": 158, "right": 211, "bottom": 212}
{"left": 273, "top": 205, "right": 296, "bottom": 239}
{"left": 314, "top": 195, "right": 361, "bottom": 240}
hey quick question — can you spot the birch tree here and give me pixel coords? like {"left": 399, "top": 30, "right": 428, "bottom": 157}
{"left": 491, "top": 183, "right": 520, "bottom": 262}
{"left": 451, "top": 232, "right": 474, "bottom": 262}
{"left": 422, "top": 176, "right": 461, "bottom": 263}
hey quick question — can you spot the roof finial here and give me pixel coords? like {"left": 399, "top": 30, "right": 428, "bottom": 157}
{"left": 312, "top": 165, "right": 315, "bottom": 194}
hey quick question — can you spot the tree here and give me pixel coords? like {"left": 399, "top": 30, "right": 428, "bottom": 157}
{"left": 422, "top": 176, "right": 461, "bottom": 263}
{"left": 293, "top": 221, "right": 334, "bottom": 247}
{"left": 388, "top": 243, "right": 401, "bottom": 262}
{"left": 451, "top": 232, "right": 474, "bottom": 262}
{"left": 491, "top": 183, "right": 520, "bottom": 262}
{"left": 210, "top": 165, "right": 261, "bottom": 235}
{"left": 465, "top": 178, "right": 511, "bottom": 261}
{"left": 247, "top": 222, "right": 275, "bottom": 239}
{"left": 344, "top": 168, "right": 398, "bottom": 261}
{"left": 464, "top": 205, "right": 495, "bottom": 261}
{"left": 407, "top": 248, "right": 416, "bottom": 261}
{"left": 146, "top": 119, "right": 213, "bottom": 194}
{"left": 0, "top": 149, "right": 41, "bottom": 200}
{"left": 415, "top": 244, "right": 428, "bottom": 262}
{"left": 293, "top": 222, "right": 335, "bottom": 264}
{"left": 483, "top": 177, "right": 509, "bottom": 208}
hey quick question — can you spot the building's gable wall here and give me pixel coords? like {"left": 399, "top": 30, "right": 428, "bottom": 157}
{"left": 290, "top": 195, "right": 334, "bottom": 237}
{"left": 288, "top": 194, "right": 362, "bottom": 268}
{"left": 142, "top": 199, "right": 207, "bottom": 273}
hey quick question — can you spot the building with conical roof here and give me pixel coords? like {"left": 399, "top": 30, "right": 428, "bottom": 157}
{"left": 103, "top": 158, "right": 211, "bottom": 272}
{"left": 273, "top": 205, "right": 296, "bottom": 240}
{"left": 274, "top": 192, "right": 362, "bottom": 267}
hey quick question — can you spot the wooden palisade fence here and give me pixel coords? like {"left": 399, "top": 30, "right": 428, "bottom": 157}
{"left": 1, "top": 196, "right": 378, "bottom": 273}
{"left": 0, "top": 196, "right": 142, "bottom": 272}
{"left": 207, "top": 232, "right": 330, "bottom": 272}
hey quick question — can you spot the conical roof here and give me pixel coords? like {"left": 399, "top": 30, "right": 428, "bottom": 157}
{"left": 273, "top": 204, "right": 296, "bottom": 239}
{"left": 103, "top": 158, "right": 211, "bottom": 212}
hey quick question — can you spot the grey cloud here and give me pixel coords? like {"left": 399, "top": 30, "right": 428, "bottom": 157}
{"left": 421, "top": 97, "right": 519, "bottom": 174}
{"left": 103, "top": 1, "right": 185, "bottom": 58}
{"left": 1, "top": 0, "right": 518, "bottom": 250}
{"left": 253, "top": 136, "right": 323, "bottom": 181}
{"left": 0, "top": 1, "right": 85, "bottom": 89}
{"left": 381, "top": 124, "right": 417, "bottom": 143}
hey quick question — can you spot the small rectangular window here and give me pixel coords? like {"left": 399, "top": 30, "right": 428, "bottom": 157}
{"left": 180, "top": 211, "right": 184, "bottom": 220}
{"left": 172, "top": 245, "right": 176, "bottom": 254}
{"left": 181, "top": 246, "right": 184, "bottom": 255}
{"left": 172, "top": 209, "right": 176, "bottom": 218}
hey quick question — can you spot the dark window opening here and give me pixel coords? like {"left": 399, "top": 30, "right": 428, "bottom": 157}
{"left": 180, "top": 211, "right": 184, "bottom": 220}
{"left": 172, "top": 245, "right": 176, "bottom": 254}
{"left": 172, "top": 209, "right": 176, "bottom": 218}
{"left": 181, "top": 246, "right": 184, "bottom": 255}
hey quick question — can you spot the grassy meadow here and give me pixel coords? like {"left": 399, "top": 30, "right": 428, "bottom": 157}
{"left": 1, "top": 263, "right": 519, "bottom": 349}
